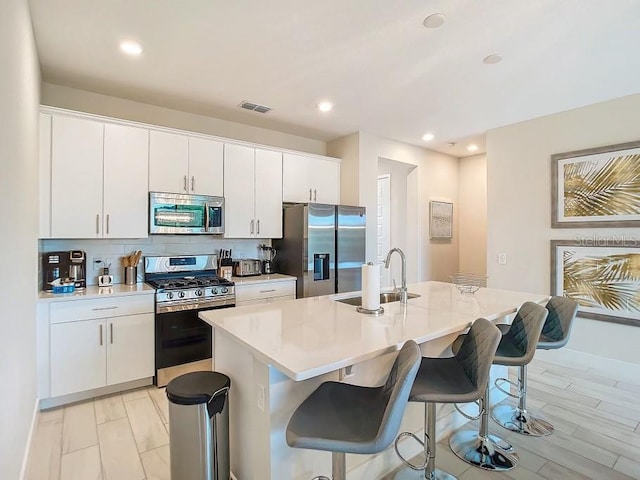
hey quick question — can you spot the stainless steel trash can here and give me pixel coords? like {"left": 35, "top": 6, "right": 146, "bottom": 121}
{"left": 166, "top": 371, "right": 231, "bottom": 480}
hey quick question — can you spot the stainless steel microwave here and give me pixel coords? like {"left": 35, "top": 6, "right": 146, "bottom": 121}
{"left": 149, "top": 192, "right": 224, "bottom": 234}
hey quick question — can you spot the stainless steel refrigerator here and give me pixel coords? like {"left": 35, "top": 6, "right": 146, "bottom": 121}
{"left": 273, "top": 203, "right": 366, "bottom": 298}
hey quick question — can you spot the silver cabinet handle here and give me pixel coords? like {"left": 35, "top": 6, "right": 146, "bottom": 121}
{"left": 92, "top": 306, "right": 118, "bottom": 311}
{"left": 99, "top": 324, "right": 103, "bottom": 346}
{"left": 260, "top": 289, "right": 276, "bottom": 293}
{"left": 309, "top": 188, "right": 312, "bottom": 201}
{"left": 96, "top": 214, "right": 100, "bottom": 235}
{"left": 250, "top": 219, "right": 254, "bottom": 235}
{"left": 106, "top": 214, "right": 110, "bottom": 235}
{"left": 256, "top": 219, "right": 260, "bottom": 235}
{"left": 191, "top": 176, "right": 195, "bottom": 192}
{"left": 314, "top": 189, "right": 317, "bottom": 201}
{"left": 183, "top": 175, "right": 187, "bottom": 192}
{"left": 110, "top": 323, "right": 113, "bottom": 344}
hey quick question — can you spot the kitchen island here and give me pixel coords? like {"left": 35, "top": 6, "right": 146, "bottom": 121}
{"left": 199, "top": 281, "right": 549, "bottom": 480}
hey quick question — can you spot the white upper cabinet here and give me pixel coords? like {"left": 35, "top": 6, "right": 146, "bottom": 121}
{"left": 149, "top": 131, "right": 223, "bottom": 196}
{"left": 48, "top": 115, "right": 149, "bottom": 239}
{"left": 188, "top": 137, "right": 224, "bottom": 196}
{"left": 224, "top": 144, "right": 282, "bottom": 238}
{"left": 149, "top": 131, "right": 189, "bottom": 194}
{"left": 39, "top": 113, "right": 52, "bottom": 238}
{"left": 282, "top": 153, "right": 340, "bottom": 204}
{"left": 103, "top": 124, "right": 149, "bottom": 238}
{"left": 51, "top": 116, "right": 104, "bottom": 238}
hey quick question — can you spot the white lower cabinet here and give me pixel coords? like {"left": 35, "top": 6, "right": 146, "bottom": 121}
{"left": 50, "top": 318, "right": 106, "bottom": 397}
{"left": 235, "top": 279, "right": 296, "bottom": 307}
{"left": 48, "top": 295, "right": 154, "bottom": 398}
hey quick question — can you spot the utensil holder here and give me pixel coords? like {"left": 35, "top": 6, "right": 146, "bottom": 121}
{"left": 124, "top": 266, "right": 137, "bottom": 285}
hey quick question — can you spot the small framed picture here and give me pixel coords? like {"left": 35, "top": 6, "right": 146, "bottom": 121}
{"left": 429, "top": 201, "right": 453, "bottom": 239}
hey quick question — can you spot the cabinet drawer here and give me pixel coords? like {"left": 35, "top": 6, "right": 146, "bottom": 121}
{"left": 50, "top": 295, "right": 154, "bottom": 324}
{"left": 235, "top": 281, "right": 296, "bottom": 302}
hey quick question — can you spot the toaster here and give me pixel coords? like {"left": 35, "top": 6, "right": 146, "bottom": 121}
{"left": 233, "top": 259, "right": 262, "bottom": 277}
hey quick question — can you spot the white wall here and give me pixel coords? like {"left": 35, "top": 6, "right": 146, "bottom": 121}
{"left": 42, "top": 82, "right": 327, "bottom": 155}
{"left": 329, "top": 131, "right": 459, "bottom": 282}
{"left": 458, "top": 154, "right": 487, "bottom": 275}
{"left": 487, "top": 93, "right": 640, "bottom": 365}
{"left": 0, "top": 0, "right": 40, "bottom": 478}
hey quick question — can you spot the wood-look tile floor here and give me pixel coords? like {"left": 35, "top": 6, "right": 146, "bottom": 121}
{"left": 26, "top": 357, "right": 640, "bottom": 480}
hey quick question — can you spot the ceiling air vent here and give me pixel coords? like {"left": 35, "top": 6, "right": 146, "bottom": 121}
{"left": 238, "top": 101, "right": 272, "bottom": 114}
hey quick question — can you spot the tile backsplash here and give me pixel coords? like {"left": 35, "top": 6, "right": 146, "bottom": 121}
{"left": 40, "top": 236, "right": 268, "bottom": 287}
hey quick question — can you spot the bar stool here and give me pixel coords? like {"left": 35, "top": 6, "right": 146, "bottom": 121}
{"left": 286, "top": 340, "right": 421, "bottom": 480}
{"left": 393, "top": 317, "right": 501, "bottom": 480}
{"left": 491, "top": 296, "right": 578, "bottom": 436}
{"left": 449, "top": 301, "right": 548, "bottom": 471}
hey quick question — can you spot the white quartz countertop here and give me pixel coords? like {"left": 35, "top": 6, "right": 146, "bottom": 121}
{"left": 199, "top": 281, "right": 549, "bottom": 381}
{"left": 38, "top": 283, "right": 155, "bottom": 302}
{"left": 231, "top": 274, "right": 296, "bottom": 285}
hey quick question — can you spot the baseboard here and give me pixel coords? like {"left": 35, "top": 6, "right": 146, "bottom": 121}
{"left": 535, "top": 348, "right": 640, "bottom": 383}
{"left": 19, "top": 397, "right": 40, "bottom": 480}
{"left": 39, "top": 377, "right": 152, "bottom": 410}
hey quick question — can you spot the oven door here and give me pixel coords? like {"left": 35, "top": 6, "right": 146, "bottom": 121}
{"left": 154, "top": 304, "right": 233, "bottom": 386}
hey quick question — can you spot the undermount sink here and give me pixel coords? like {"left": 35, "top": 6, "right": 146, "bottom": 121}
{"left": 336, "top": 291, "right": 421, "bottom": 306}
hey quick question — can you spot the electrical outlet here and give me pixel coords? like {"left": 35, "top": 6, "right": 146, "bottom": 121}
{"left": 92, "top": 257, "right": 104, "bottom": 272}
{"left": 257, "top": 384, "right": 265, "bottom": 411}
{"left": 498, "top": 253, "right": 507, "bottom": 265}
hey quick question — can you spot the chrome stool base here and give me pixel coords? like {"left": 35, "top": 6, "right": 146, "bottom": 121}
{"left": 393, "top": 466, "right": 457, "bottom": 480}
{"left": 449, "top": 430, "right": 518, "bottom": 471}
{"left": 492, "top": 404, "right": 554, "bottom": 436}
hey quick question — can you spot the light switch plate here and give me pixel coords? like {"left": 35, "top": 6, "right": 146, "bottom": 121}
{"left": 498, "top": 253, "right": 507, "bottom": 265}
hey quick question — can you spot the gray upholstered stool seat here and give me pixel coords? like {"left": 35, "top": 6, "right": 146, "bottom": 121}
{"left": 393, "top": 318, "right": 501, "bottom": 480}
{"left": 287, "top": 340, "right": 421, "bottom": 480}
{"left": 491, "top": 296, "right": 578, "bottom": 436}
{"left": 449, "top": 301, "right": 548, "bottom": 472}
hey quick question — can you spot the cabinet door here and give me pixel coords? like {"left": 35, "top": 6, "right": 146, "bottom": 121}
{"left": 149, "top": 131, "right": 189, "bottom": 193}
{"left": 107, "top": 313, "right": 154, "bottom": 385}
{"left": 282, "top": 153, "right": 313, "bottom": 203}
{"left": 51, "top": 116, "right": 104, "bottom": 238}
{"left": 39, "top": 113, "right": 52, "bottom": 238}
{"left": 314, "top": 159, "right": 340, "bottom": 204}
{"left": 254, "top": 149, "right": 282, "bottom": 238}
{"left": 103, "top": 124, "right": 149, "bottom": 238}
{"left": 50, "top": 319, "right": 106, "bottom": 397}
{"left": 188, "top": 137, "right": 224, "bottom": 196}
{"left": 223, "top": 143, "right": 255, "bottom": 238}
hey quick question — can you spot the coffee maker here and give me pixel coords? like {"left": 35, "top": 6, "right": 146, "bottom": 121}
{"left": 42, "top": 250, "right": 87, "bottom": 291}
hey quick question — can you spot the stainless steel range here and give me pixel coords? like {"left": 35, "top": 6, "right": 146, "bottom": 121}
{"left": 145, "top": 254, "right": 235, "bottom": 386}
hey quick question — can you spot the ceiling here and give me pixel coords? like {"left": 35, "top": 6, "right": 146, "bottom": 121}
{"left": 28, "top": 0, "right": 640, "bottom": 158}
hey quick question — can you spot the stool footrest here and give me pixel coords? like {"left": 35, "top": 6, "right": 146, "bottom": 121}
{"left": 394, "top": 431, "right": 429, "bottom": 471}
{"left": 453, "top": 398, "right": 483, "bottom": 421}
{"left": 494, "top": 377, "right": 522, "bottom": 399}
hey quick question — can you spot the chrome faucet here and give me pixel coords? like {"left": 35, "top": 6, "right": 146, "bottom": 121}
{"left": 384, "top": 248, "right": 407, "bottom": 304}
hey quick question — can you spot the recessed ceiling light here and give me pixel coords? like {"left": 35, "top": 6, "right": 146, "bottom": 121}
{"left": 318, "top": 101, "right": 333, "bottom": 112}
{"left": 422, "top": 133, "right": 435, "bottom": 142}
{"left": 120, "top": 40, "right": 143, "bottom": 56}
{"left": 482, "top": 54, "right": 502, "bottom": 64}
{"left": 423, "top": 13, "right": 446, "bottom": 28}
{"left": 467, "top": 144, "right": 479, "bottom": 152}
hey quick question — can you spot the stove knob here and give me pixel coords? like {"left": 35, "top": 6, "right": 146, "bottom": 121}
{"left": 195, "top": 289, "right": 203, "bottom": 297}
{"left": 221, "top": 287, "right": 228, "bottom": 294}
{"left": 166, "top": 292, "right": 174, "bottom": 300}
{"left": 211, "top": 288, "right": 218, "bottom": 295}
{"left": 178, "top": 291, "right": 186, "bottom": 299}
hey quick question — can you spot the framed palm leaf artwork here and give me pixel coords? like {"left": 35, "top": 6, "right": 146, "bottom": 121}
{"left": 551, "top": 240, "right": 640, "bottom": 326}
{"left": 551, "top": 140, "right": 640, "bottom": 227}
